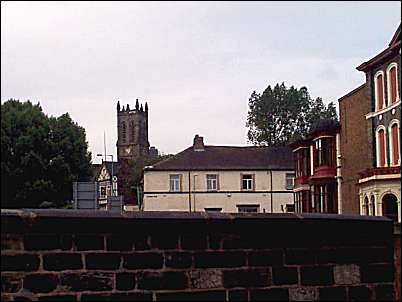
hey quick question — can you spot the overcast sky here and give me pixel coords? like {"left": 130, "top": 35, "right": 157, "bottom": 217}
{"left": 1, "top": 1, "right": 401, "bottom": 163}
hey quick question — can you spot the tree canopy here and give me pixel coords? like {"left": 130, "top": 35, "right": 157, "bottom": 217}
{"left": 246, "top": 83, "right": 338, "bottom": 146}
{"left": 1, "top": 99, "right": 92, "bottom": 208}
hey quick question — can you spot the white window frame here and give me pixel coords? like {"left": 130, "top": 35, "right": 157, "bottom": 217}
{"left": 169, "top": 174, "right": 181, "bottom": 192}
{"left": 99, "top": 186, "right": 107, "bottom": 199}
{"left": 386, "top": 63, "right": 399, "bottom": 104}
{"left": 376, "top": 125, "right": 388, "bottom": 167}
{"left": 285, "top": 173, "right": 295, "bottom": 190}
{"left": 374, "top": 70, "right": 386, "bottom": 111}
{"left": 206, "top": 174, "right": 219, "bottom": 191}
{"left": 389, "top": 119, "right": 401, "bottom": 166}
{"left": 241, "top": 174, "right": 254, "bottom": 191}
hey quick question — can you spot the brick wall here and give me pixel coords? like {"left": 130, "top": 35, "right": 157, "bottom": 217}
{"left": 1, "top": 209, "right": 397, "bottom": 301}
{"left": 339, "top": 83, "right": 371, "bottom": 215}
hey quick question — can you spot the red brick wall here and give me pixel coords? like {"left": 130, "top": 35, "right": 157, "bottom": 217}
{"left": 339, "top": 84, "right": 371, "bottom": 214}
{"left": 1, "top": 210, "right": 397, "bottom": 301}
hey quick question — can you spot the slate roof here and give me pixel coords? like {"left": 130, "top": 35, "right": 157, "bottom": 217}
{"left": 146, "top": 145, "right": 294, "bottom": 171}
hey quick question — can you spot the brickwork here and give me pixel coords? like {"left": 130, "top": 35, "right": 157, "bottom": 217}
{"left": 339, "top": 84, "right": 371, "bottom": 214}
{"left": 1, "top": 209, "right": 397, "bottom": 301}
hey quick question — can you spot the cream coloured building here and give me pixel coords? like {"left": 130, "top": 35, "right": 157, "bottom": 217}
{"left": 143, "top": 135, "right": 295, "bottom": 213}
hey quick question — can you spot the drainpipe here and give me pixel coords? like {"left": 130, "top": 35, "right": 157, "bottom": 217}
{"left": 336, "top": 133, "right": 342, "bottom": 214}
{"left": 188, "top": 171, "right": 191, "bottom": 212}
{"left": 270, "top": 170, "right": 273, "bottom": 213}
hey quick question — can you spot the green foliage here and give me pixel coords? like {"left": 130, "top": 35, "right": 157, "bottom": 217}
{"left": 127, "top": 153, "right": 173, "bottom": 189}
{"left": 246, "top": 83, "right": 338, "bottom": 146}
{"left": 1, "top": 99, "right": 92, "bottom": 208}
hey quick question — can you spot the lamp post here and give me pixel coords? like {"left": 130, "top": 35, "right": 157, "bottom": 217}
{"left": 97, "top": 154, "right": 115, "bottom": 196}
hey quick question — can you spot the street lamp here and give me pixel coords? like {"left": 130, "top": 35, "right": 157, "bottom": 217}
{"left": 97, "top": 153, "right": 115, "bottom": 196}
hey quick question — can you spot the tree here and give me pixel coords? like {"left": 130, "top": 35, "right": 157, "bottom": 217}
{"left": 246, "top": 83, "right": 338, "bottom": 146}
{"left": 1, "top": 99, "right": 92, "bottom": 208}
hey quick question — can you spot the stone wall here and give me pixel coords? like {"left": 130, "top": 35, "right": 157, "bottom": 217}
{"left": 1, "top": 209, "right": 397, "bottom": 301}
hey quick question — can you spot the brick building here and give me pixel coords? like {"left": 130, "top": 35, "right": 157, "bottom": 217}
{"left": 339, "top": 23, "right": 401, "bottom": 222}
{"left": 291, "top": 120, "right": 341, "bottom": 214}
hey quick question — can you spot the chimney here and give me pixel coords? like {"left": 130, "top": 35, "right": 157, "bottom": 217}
{"left": 193, "top": 134, "right": 205, "bottom": 151}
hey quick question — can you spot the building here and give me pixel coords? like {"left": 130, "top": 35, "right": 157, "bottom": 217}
{"left": 143, "top": 135, "right": 295, "bottom": 213}
{"left": 339, "top": 23, "right": 401, "bottom": 222}
{"left": 116, "top": 99, "right": 150, "bottom": 205}
{"left": 291, "top": 120, "right": 341, "bottom": 214}
{"left": 93, "top": 160, "right": 120, "bottom": 209}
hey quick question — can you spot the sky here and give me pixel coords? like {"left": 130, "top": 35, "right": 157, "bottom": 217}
{"left": 1, "top": 1, "right": 401, "bottom": 164}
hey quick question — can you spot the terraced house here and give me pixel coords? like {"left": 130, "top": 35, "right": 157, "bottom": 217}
{"left": 143, "top": 135, "right": 295, "bottom": 213}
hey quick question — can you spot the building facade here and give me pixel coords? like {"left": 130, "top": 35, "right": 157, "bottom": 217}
{"left": 338, "top": 84, "right": 371, "bottom": 214}
{"left": 94, "top": 161, "right": 120, "bottom": 210}
{"left": 291, "top": 120, "right": 341, "bottom": 214}
{"left": 355, "top": 24, "right": 401, "bottom": 222}
{"left": 143, "top": 135, "right": 295, "bottom": 213}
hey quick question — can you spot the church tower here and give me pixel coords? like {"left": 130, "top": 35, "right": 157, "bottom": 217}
{"left": 116, "top": 99, "right": 150, "bottom": 161}
{"left": 116, "top": 99, "right": 150, "bottom": 206}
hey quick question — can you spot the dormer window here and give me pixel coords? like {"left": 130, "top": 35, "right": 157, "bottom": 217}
{"left": 374, "top": 71, "right": 385, "bottom": 110}
{"left": 387, "top": 63, "right": 399, "bottom": 104}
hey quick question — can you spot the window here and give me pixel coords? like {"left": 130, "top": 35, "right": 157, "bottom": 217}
{"left": 363, "top": 196, "right": 369, "bottom": 216}
{"left": 205, "top": 208, "right": 222, "bottom": 213}
{"left": 241, "top": 174, "right": 254, "bottom": 191}
{"left": 295, "top": 148, "right": 310, "bottom": 177}
{"left": 390, "top": 122, "right": 400, "bottom": 166}
{"left": 285, "top": 173, "right": 295, "bottom": 190}
{"left": 313, "top": 183, "right": 337, "bottom": 213}
{"left": 370, "top": 195, "right": 376, "bottom": 216}
{"left": 129, "top": 121, "right": 135, "bottom": 143}
{"left": 206, "top": 174, "right": 219, "bottom": 191}
{"left": 375, "top": 72, "right": 385, "bottom": 110}
{"left": 387, "top": 64, "right": 399, "bottom": 104}
{"left": 237, "top": 204, "right": 260, "bottom": 213}
{"left": 377, "top": 128, "right": 387, "bottom": 167}
{"left": 100, "top": 186, "right": 107, "bottom": 199}
{"left": 121, "top": 122, "right": 126, "bottom": 143}
{"left": 313, "top": 137, "right": 334, "bottom": 168}
{"left": 169, "top": 175, "right": 181, "bottom": 192}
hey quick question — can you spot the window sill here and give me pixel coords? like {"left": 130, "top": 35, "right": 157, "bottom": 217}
{"left": 366, "top": 100, "right": 401, "bottom": 119}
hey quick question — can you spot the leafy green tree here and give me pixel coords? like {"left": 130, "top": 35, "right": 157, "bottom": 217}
{"left": 246, "top": 83, "right": 338, "bottom": 146}
{"left": 1, "top": 99, "right": 92, "bottom": 208}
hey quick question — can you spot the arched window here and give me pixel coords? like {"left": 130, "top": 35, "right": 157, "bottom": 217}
{"left": 363, "top": 196, "right": 369, "bottom": 215}
{"left": 121, "top": 122, "right": 126, "bottom": 143}
{"left": 374, "top": 71, "right": 385, "bottom": 110}
{"left": 376, "top": 127, "right": 387, "bottom": 167}
{"left": 370, "top": 195, "right": 376, "bottom": 216}
{"left": 387, "top": 63, "right": 399, "bottom": 104}
{"left": 129, "top": 121, "right": 135, "bottom": 143}
{"left": 389, "top": 121, "right": 400, "bottom": 166}
{"left": 382, "top": 194, "right": 398, "bottom": 222}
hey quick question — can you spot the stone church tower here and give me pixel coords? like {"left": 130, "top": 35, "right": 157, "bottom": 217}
{"left": 116, "top": 99, "right": 150, "bottom": 161}
{"left": 116, "top": 99, "right": 150, "bottom": 205}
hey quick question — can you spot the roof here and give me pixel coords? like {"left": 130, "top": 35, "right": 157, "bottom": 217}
{"left": 338, "top": 83, "right": 366, "bottom": 102}
{"left": 95, "top": 161, "right": 120, "bottom": 180}
{"left": 357, "top": 23, "right": 401, "bottom": 72}
{"left": 145, "top": 145, "right": 294, "bottom": 171}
